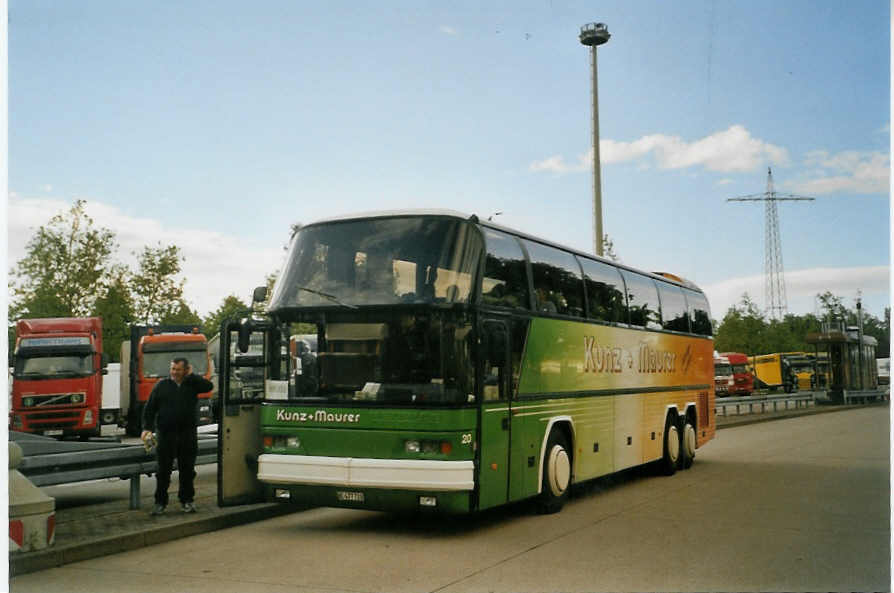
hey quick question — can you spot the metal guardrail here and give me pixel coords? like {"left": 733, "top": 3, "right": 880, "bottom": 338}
{"left": 715, "top": 392, "right": 815, "bottom": 416}
{"left": 13, "top": 433, "right": 217, "bottom": 510}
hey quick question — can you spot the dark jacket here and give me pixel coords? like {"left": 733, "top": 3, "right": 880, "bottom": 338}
{"left": 143, "top": 374, "right": 214, "bottom": 434}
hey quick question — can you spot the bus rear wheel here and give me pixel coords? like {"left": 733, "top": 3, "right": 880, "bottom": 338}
{"left": 660, "top": 415, "right": 680, "bottom": 476}
{"left": 537, "top": 429, "right": 571, "bottom": 514}
{"left": 681, "top": 418, "right": 696, "bottom": 470}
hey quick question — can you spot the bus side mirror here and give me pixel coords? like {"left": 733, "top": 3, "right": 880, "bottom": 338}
{"left": 252, "top": 286, "right": 268, "bottom": 304}
{"left": 101, "top": 352, "right": 109, "bottom": 369}
{"left": 237, "top": 319, "right": 253, "bottom": 354}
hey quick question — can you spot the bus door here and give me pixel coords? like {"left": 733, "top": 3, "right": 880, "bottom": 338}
{"left": 218, "top": 318, "right": 270, "bottom": 506}
{"left": 478, "top": 319, "right": 511, "bottom": 510}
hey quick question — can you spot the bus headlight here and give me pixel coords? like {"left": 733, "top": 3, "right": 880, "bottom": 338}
{"left": 264, "top": 435, "right": 301, "bottom": 449}
{"left": 405, "top": 440, "right": 452, "bottom": 455}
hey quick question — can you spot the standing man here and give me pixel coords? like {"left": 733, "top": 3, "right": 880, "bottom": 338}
{"left": 142, "top": 357, "right": 214, "bottom": 515}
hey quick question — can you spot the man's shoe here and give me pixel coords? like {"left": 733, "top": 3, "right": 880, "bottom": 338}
{"left": 182, "top": 502, "right": 196, "bottom": 514}
{"left": 150, "top": 504, "right": 166, "bottom": 516}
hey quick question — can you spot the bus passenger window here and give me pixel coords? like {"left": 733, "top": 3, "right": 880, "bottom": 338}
{"left": 580, "top": 258, "right": 627, "bottom": 323}
{"left": 522, "top": 240, "right": 585, "bottom": 318}
{"left": 657, "top": 281, "right": 690, "bottom": 332}
{"left": 683, "top": 289, "right": 713, "bottom": 336}
{"left": 481, "top": 230, "right": 530, "bottom": 310}
{"left": 620, "top": 271, "right": 662, "bottom": 329}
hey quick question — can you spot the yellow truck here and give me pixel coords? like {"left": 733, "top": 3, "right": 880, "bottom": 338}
{"left": 749, "top": 353, "right": 801, "bottom": 393}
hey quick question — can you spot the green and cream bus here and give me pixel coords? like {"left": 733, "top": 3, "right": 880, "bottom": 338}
{"left": 218, "top": 210, "right": 715, "bottom": 514}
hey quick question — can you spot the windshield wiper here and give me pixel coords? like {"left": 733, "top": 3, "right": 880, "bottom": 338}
{"left": 296, "top": 286, "right": 358, "bottom": 309}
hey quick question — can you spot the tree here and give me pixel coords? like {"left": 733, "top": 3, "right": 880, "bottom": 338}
{"left": 602, "top": 235, "right": 619, "bottom": 262}
{"left": 713, "top": 293, "right": 769, "bottom": 354}
{"left": 202, "top": 295, "right": 250, "bottom": 337}
{"left": 130, "top": 243, "right": 186, "bottom": 325}
{"left": 816, "top": 291, "right": 847, "bottom": 321}
{"left": 91, "top": 267, "right": 135, "bottom": 363}
{"left": 160, "top": 300, "right": 202, "bottom": 327}
{"left": 9, "top": 200, "right": 117, "bottom": 319}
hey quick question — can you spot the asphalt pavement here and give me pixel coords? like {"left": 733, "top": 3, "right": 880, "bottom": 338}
{"left": 8, "top": 401, "right": 881, "bottom": 576}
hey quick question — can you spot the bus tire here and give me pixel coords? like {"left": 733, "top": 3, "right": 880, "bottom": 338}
{"left": 537, "top": 429, "right": 572, "bottom": 514}
{"left": 660, "top": 414, "right": 680, "bottom": 476}
{"left": 681, "top": 418, "right": 696, "bottom": 470}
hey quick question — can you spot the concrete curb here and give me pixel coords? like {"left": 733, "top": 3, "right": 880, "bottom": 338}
{"left": 10, "top": 503, "right": 297, "bottom": 576}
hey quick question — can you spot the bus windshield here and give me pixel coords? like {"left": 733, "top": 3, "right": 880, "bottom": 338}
{"left": 142, "top": 351, "right": 209, "bottom": 378}
{"left": 14, "top": 354, "right": 93, "bottom": 379}
{"left": 289, "top": 311, "right": 475, "bottom": 406}
{"left": 269, "top": 216, "right": 483, "bottom": 310}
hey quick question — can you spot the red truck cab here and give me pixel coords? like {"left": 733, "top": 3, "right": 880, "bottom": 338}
{"left": 721, "top": 351, "right": 754, "bottom": 397}
{"left": 125, "top": 327, "right": 213, "bottom": 434}
{"left": 10, "top": 317, "right": 107, "bottom": 438}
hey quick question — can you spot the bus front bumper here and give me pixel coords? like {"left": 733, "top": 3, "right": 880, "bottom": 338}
{"left": 257, "top": 454, "right": 475, "bottom": 491}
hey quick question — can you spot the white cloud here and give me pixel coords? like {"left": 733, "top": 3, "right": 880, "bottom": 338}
{"left": 702, "top": 265, "right": 890, "bottom": 320}
{"left": 788, "top": 150, "right": 890, "bottom": 195}
{"left": 530, "top": 125, "right": 790, "bottom": 175}
{"left": 439, "top": 25, "right": 458, "bottom": 35}
{"left": 8, "top": 195, "right": 285, "bottom": 317}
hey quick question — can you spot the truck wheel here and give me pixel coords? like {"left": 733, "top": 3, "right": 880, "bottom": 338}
{"left": 536, "top": 429, "right": 572, "bottom": 514}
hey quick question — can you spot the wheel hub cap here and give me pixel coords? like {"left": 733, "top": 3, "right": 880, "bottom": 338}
{"left": 548, "top": 445, "right": 570, "bottom": 496}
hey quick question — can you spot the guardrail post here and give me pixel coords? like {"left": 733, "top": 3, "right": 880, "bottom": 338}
{"left": 129, "top": 473, "right": 141, "bottom": 510}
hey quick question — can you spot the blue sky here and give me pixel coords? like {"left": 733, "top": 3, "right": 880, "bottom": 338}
{"left": 6, "top": 1, "right": 891, "bottom": 321}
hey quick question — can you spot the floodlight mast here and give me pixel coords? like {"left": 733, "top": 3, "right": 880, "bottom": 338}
{"left": 580, "top": 22, "right": 610, "bottom": 256}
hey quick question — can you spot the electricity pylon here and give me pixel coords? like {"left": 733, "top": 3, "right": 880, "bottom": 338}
{"left": 727, "top": 168, "right": 815, "bottom": 320}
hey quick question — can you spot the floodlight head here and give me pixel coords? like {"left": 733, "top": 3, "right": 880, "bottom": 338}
{"left": 579, "top": 22, "right": 610, "bottom": 46}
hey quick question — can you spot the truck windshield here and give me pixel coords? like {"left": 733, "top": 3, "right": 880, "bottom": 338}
{"left": 269, "top": 216, "right": 483, "bottom": 310}
{"left": 14, "top": 354, "right": 93, "bottom": 378}
{"left": 288, "top": 311, "right": 475, "bottom": 406}
{"left": 731, "top": 364, "right": 748, "bottom": 374}
{"left": 142, "top": 351, "right": 209, "bottom": 378}
{"left": 714, "top": 363, "right": 732, "bottom": 376}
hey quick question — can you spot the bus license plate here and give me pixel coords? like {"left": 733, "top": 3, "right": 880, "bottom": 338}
{"left": 336, "top": 491, "right": 364, "bottom": 503}
{"left": 44, "top": 430, "right": 63, "bottom": 436}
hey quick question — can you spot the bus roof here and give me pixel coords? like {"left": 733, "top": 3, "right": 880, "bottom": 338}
{"left": 297, "top": 209, "right": 706, "bottom": 294}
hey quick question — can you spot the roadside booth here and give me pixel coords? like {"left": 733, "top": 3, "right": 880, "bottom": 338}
{"left": 806, "top": 321, "right": 883, "bottom": 404}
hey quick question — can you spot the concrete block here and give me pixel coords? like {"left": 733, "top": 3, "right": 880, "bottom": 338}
{"left": 9, "top": 441, "right": 56, "bottom": 553}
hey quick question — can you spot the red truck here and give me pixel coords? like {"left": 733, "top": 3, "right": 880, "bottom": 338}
{"left": 720, "top": 352, "right": 755, "bottom": 397}
{"left": 10, "top": 317, "right": 110, "bottom": 438}
{"left": 121, "top": 325, "right": 214, "bottom": 436}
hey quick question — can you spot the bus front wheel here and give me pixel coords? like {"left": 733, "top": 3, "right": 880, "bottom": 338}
{"left": 537, "top": 429, "right": 572, "bottom": 514}
{"left": 660, "top": 415, "right": 680, "bottom": 476}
